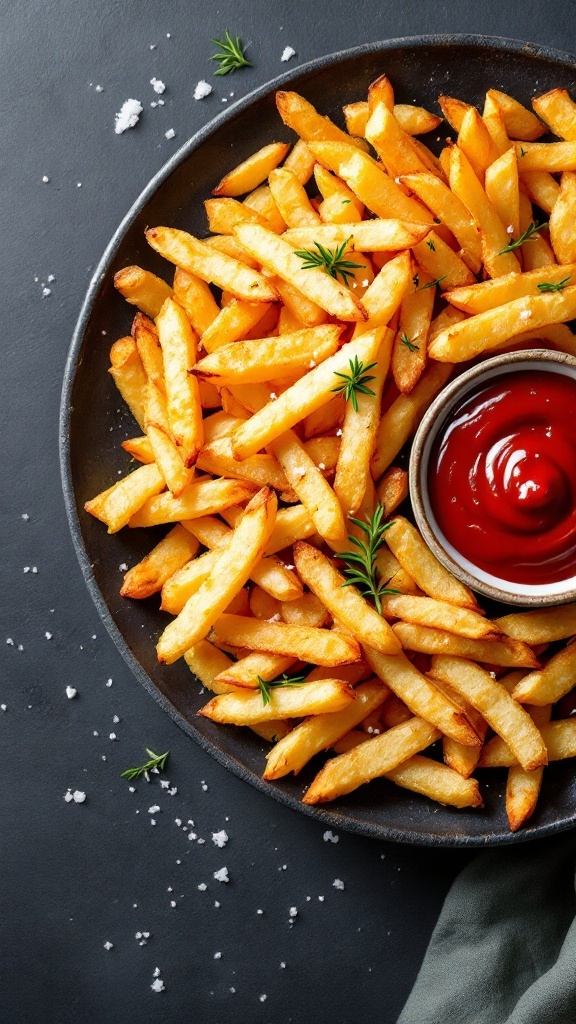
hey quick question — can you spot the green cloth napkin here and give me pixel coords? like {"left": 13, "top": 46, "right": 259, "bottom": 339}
{"left": 397, "top": 833, "right": 576, "bottom": 1024}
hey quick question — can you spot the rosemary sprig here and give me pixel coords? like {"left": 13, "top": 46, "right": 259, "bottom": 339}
{"left": 293, "top": 238, "right": 364, "bottom": 286}
{"left": 210, "top": 30, "right": 252, "bottom": 75}
{"left": 499, "top": 221, "right": 548, "bottom": 255}
{"left": 257, "top": 671, "right": 308, "bottom": 707}
{"left": 400, "top": 332, "right": 419, "bottom": 352}
{"left": 421, "top": 275, "right": 447, "bottom": 291}
{"left": 331, "top": 356, "right": 377, "bottom": 412}
{"left": 426, "top": 238, "right": 436, "bottom": 251}
{"left": 121, "top": 749, "right": 169, "bottom": 782}
{"left": 537, "top": 275, "right": 571, "bottom": 293}
{"left": 338, "top": 505, "right": 398, "bottom": 614}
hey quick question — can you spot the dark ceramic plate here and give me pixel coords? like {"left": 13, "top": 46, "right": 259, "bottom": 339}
{"left": 61, "top": 35, "right": 576, "bottom": 847}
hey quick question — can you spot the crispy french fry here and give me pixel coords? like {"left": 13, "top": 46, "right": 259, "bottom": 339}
{"left": 550, "top": 172, "right": 576, "bottom": 264}
{"left": 282, "top": 220, "right": 430, "bottom": 253}
{"left": 366, "top": 103, "right": 439, "bottom": 178}
{"left": 108, "top": 337, "right": 148, "bottom": 430}
{"left": 505, "top": 705, "right": 552, "bottom": 831}
{"left": 200, "top": 677, "right": 355, "bottom": 725}
{"left": 495, "top": 605, "right": 576, "bottom": 644}
{"left": 197, "top": 437, "right": 288, "bottom": 493}
{"left": 306, "top": 663, "right": 371, "bottom": 685}
{"left": 155, "top": 298, "right": 202, "bottom": 466}
{"left": 268, "top": 167, "right": 321, "bottom": 227}
{"left": 487, "top": 89, "right": 546, "bottom": 141}
{"left": 283, "top": 138, "right": 316, "bottom": 184}
{"left": 129, "top": 478, "right": 254, "bottom": 529}
{"left": 114, "top": 266, "right": 172, "bottom": 318}
{"left": 293, "top": 542, "right": 401, "bottom": 655}
{"left": 120, "top": 525, "right": 199, "bottom": 599}
{"left": 532, "top": 88, "right": 576, "bottom": 139}
{"left": 516, "top": 140, "right": 576, "bottom": 172}
{"left": 370, "top": 362, "right": 453, "bottom": 479}
{"left": 212, "top": 141, "right": 291, "bottom": 197}
{"left": 172, "top": 268, "right": 220, "bottom": 335}
{"left": 192, "top": 325, "right": 342, "bottom": 385}
{"left": 517, "top": 191, "right": 556, "bottom": 270}
{"left": 343, "top": 101, "right": 441, "bottom": 137}
{"left": 392, "top": 271, "right": 434, "bottom": 394}
{"left": 85, "top": 464, "right": 165, "bottom": 533}
{"left": 458, "top": 106, "right": 500, "bottom": 180}
{"left": 204, "top": 234, "right": 260, "bottom": 268}
{"left": 482, "top": 91, "right": 511, "bottom": 157}
{"left": 395, "top": 622, "right": 538, "bottom": 668}
{"left": 214, "top": 652, "right": 297, "bottom": 689}
{"left": 269, "top": 430, "right": 347, "bottom": 543}
{"left": 132, "top": 313, "right": 164, "bottom": 391}
{"left": 210, "top": 615, "right": 361, "bottom": 665}
{"left": 303, "top": 436, "right": 340, "bottom": 474}
{"left": 334, "top": 149, "right": 433, "bottom": 222}
{"left": 243, "top": 184, "right": 287, "bottom": 233}
{"left": 384, "top": 517, "right": 479, "bottom": 610}
{"left": 375, "top": 467, "right": 408, "bottom": 516}
{"left": 204, "top": 197, "right": 270, "bottom": 233}
{"left": 264, "top": 679, "right": 389, "bottom": 779}
{"left": 438, "top": 95, "right": 473, "bottom": 132}
{"left": 446, "top": 264, "right": 576, "bottom": 313}
{"left": 386, "top": 755, "right": 482, "bottom": 808}
{"left": 364, "top": 647, "right": 480, "bottom": 746}
{"left": 485, "top": 147, "right": 520, "bottom": 239}
{"left": 352, "top": 252, "right": 412, "bottom": 338}
{"left": 157, "top": 488, "right": 277, "bottom": 663}
{"left": 146, "top": 227, "right": 278, "bottom": 303}
{"left": 382, "top": 594, "right": 500, "bottom": 640}
{"left": 302, "top": 716, "right": 440, "bottom": 804}
{"left": 303, "top": 395, "right": 345, "bottom": 438}
{"left": 281, "top": 592, "right": 330, "bottom": 628}
{"left": 413, "top": 231, "right": 477, "bottom": 290}
{"left": 375, "top": 547, "right": 419, "bottom": 596}
{"left": 511, "top": 643, "right": 576, "bottom": 705}
{"left": 144, "top": 382, "right": 193, "bottom": 496}
{"left": 275, "top": 90, "right": 363, "bottom": 149}
{"left": 481, "top": 716, "right": 576, "bottom": 769}
{"left": 429, "top": 285, "right": 576, "bottom": 362}
{"left": 202, "top": 299, "right": 272, "bottom": 353}
{"left": 230, "top": 330, "right": 383, "bottom": 460}
{"left": 122, "top": 436, "right": 155, "bottom": 463}
{"left": 250, "top": 585, "right": 281, "bottom": 621}
{"left": 430, "top": 655, "right": 547, "bottom": 772}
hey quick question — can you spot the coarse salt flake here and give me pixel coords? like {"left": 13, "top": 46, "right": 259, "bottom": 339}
{"left": 150, "top": 77, "right": 166, "bottom": 94}
{"left": 333, "top": 878, "right": 345, "bottom": 890}
{"left": 289, "top": 906, "right": 298, "bottom": 918}
{"left": 42, "top": 287, "right": 51, "bottom": 298}
{"left": 109, "top": 733, "right": 117, "bottom": 741}
{"left": 194, "top": 80, "right": 212, "bottom": 100}
{"left": 148, "top": 805, "right": 160, "bottom": 814}
{"left": 213, "top": 867, "right": 229, "bottom": 883}
{"left": 0, "top": 705, "right": 6, "bottom": 712}
{"left": 214, "top": 951, "right": 222, "bottom": 959}
{"left": 66, "top": 687, "right": 77, "bottom": 699}
{"left": 281, "top": 46, "right": 296, "bottom": 61}
{"left": 42, "top": 175, "right": 49, "bottom": 183}
{"left": 45, "top": 632, "right": 52, "bottom": 640}
{"left": 519, "top": 309, "right": 532, "bottom": 321}
{"left": 198, "top": 883, "right": 207, "bottom": 891}
{"left": 323, "top": 830, "right": 339, "bottom": 843}
{"left": 103, "top": 941, "right": 113, "bottom": 950}
{"left": 165, "top": 128, "right": 175, "bottom": 140}
{"left": 114, "top": 98, "right": 143, "bottom": 135}
{"left": 150, "top": 978, "right": 165, "bottom": 993}
{"left": 507, "top": 224, "right": 515, "bottom": 234}
{"left": 73, "top": 790, "right": 86, "bottom": 803}
{"left": 212, "top": 830, "right": 229, "bottom": 848}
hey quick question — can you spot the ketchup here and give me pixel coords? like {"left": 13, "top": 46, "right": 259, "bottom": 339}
{"left": 428, "top": 370, "right": 576, "bottom": 585}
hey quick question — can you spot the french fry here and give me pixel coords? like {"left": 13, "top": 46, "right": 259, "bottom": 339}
{"left": 385, "top": 755, "right": 482, "bottom": 808}
{"left": 448, "top": 145, "right": 521, "bottom": 278}
{"left": 275, "top": 90, "right": 364, "bottom": 149}
{"left": 550, "top": 172, "right": 576, "bottom": 264}
{"left": 108, "top": 337, "right": 148, "bottom": 430}
{"left": 302, "top": 716, "right": 440, "bottom": 804}
{"left": 319, "top": 193, "right": 363, "bottom": 226}
{"left": 160, "top": 548, "right": 222, "bottom": 613}
{"left": 250, "top": 585, "right": 281, "bottom": 621}
{"left": 487, "top": 89, "right": 546, "bottom": 141}
{"left": 122, "top": 436, "right": 155, "bottom": 463}
{"left": 120, "top": 525, "right": 199, "bottom": 599}
{"left": 264, "top": 679, "right": 389, "bottom": 779}
{"left": 283, "top": 138, "right": 316, "bottom": 184}
{"left": 438, "top": 95, "right": 473, "bottom": 132}
{"left": 197, "top": 437, "right": 289, "bottom": 492}
{"left": 268, "top": 167, "right": 321, "bottom": 227}
{"left": 495, "top": 604, "right": 576, "bottom": 644}
{"left": 281, "top": 592, "right": 330, "bottom": 628}
{"left": 375, "top": 547, "right": 419, "bottom": 595}
{"left": 511, "top": 643, "right": 576, "bottom": 705}
{"left": 211, "top": 614, "right": 361, "bottom": 665}
{"left": 381, "top": 594, "right": 500, "bottom": 640}
{"left": 532, "top": 88, "right": 576, "bottom": 140}
{"left": 482, "top": 91, "right": 511, "bottom": 156}
{"left": 375, "top": 467, "right": 408, "bottom": 515}
{"left": 520, "top": 170, "right": 561, "bottom": 217}
{"left": 129, "top": 478, "right": 254, "bottom": 529}
{"left": 303, "top": 436, "right": 340, "bottom": 474}
{"left": 334, "top": 328, "right": 393, "bottom": 512}
{"left": 204, "top": 233, "right": 260, "bottom": 268}
{"left": 517, "top": 191, "right": 556, "bottom": 270}
{"left": 392, "top": 271, "right": 434, "bottom": 394}
{"left": 380, "top": 694, "right": 413, "bottom": 728}
{"left": 155, "top": 298, "right": 203, "bottom": 466}
{"left": 114, "top": 266, "right": 172, "bottom": 318}
{"left": 212, "top": 141, "right": 291, "bottom": 197}
{"left": 258, "top": 504, "right": 315, "bottom": 554}
{"left": 343, "top": 101, "right": 441, "bottom": 137}
{"left": 192, "top": 325, "right": 342, "bottom": 384}
{"left": 366, "top": 103, "right": 439, "bottom": 178}
{"left": 429, "top": 286, "right": 576, "bottom": 362}
{"left": 352, "top": 252, "right": 412, "bottom": 338}
{"left": 172, "top": 268, "right": 220, "bottom": 335}
{"left": 446, "top": 264, "right": 576, "bottom": 314}
{"left": 403, "top": 171, "right": 484, "bottom": 271}
{"left": 269, "top": 430, "right": 347, "bottom": 543}
{"left": 504, "top": 705, "right": 552, "bottom": 831}
{"left": 481, "top": 716, "right": 576, "bottom": 769}
{"left": 394, "top": 622, "right": 538, "bottom": 668}
{"left": 132, "top": 313, "right": 165, "bottom": 391}
{"left": 303, "top": 395, "right": 345, "bottom": 437}
{"left": 384, "top": 517, "right": 479, "bottom": 610}
{"left": 314, "top": 161, "right": 362, "bottom": 204}
{"left": 458, "top": 106, "right": 500, "bottom": 180}
{"left": 370, "top": 362, "right": 453, "bottom": 479}
{"left": 230, "top": 330, "right": 383, "bottom": 460}
{"left": 430, "top": 655, "right": 547, "bottom": 772}
{"left": 306, "top": 663, "right": 371, "bottom": 685}
{"left": 157, "top": 488, "right": 277, "bottom": 663}
{"left": 282, "top": 219, "right": 430, "bottom": 253}
{"left": 515, "top": 140, "right": 576, "bottom": 172}
{"left": 293, "top": 542, "right": 401, "bottom": 655}
{"left": 364, "top": 647, "right": 481, "bottom": 746}
{"left": 413, "top": 231, "right": 477, "bottom": 290}
{"left": 243, "top": 184, "right": 287, "bottom": 233}
{"left": 334, "top": 149, "right": 433, "bottom": 222}
{"left": 201, "top": 299, "right": 272, "bottom": 353}
{"left": 199, "top": 677, "right": 355, "bottom": 725}
{"left": 146, "top": 227, "right": 278, "bottom": 303}
{"left": 485, "top": 147, "right": 520, "bottom": 239}
{"left": 85, "top": 464, "right": 166, "bottom": 533}
{"left": 214, "top": 652, "right": 297, "bottom": 689}
{"left": 144, "top": 382, "right": 193, "bottom": 496}
{"left": 271, "top": 275, "right": 328, "bottom": 328}
{"left": 204, "top": 197, "right": 270, "bottom": 233}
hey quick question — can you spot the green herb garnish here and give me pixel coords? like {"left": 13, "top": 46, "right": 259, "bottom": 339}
{"left": 421, "top": 275, "right": 447, "bottom": 290}
{"left": 332, "top": 356, "right": 378, "bottom": 412}
{"left": 519, "top": 146, "right": 527, "bottom": 158}
{"left": 210, "top": 30, "right": 252, "bottom": 75}
{"left": 426, "top": 238, "right": 436, "bottom": 251}
{"left": 537, "top": 275, "right": 571, "bottom": 293}
{"left": 294, "top": 238, "right": 364, "bottom": 286}
{"left": 341, "top": 199, "right": 352, "bottom": 205}
{"left": 121, "top": 749, "right": 169, "bottom": 782}
{"left": 338, "top": 505, "right": 398, "bottom": 614}
{"left": 257, "top": 671, "right": 308, "bottom": 707}
{"left": 400, "top": 332, "right": 419, "bottom": 352}
{"left": 499, "top": 220, "right": 548, "bottom": 254}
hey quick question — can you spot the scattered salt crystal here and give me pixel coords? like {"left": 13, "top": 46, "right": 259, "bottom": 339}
{"left": 323, "top": 830, "right": 339, "bottom": 843}
{"left": 175, "top": 818, "right": 182, "bottom": 826}
{"left": 0, "top": 705, "right": 6, "bottom": 712}
{"left": 212, "top": 830, "right": 229, "bottom": 848}
{"left": 31, "top": 567, "right": 37, "bottom": 574}
{"left": 76, "top": 182, "right": 82, "bottom": 188}
{"left": 269, "top": 392, "right": 278, "bottom": 400}
{"left": 148, "top": 805, "right": 160, "bottom": 814}
{"left": 129, "top": 786, "right": 135, "bottom": 793}
{"left": 318, "top": 895, "right": 325, "bottom": 901}
{"left": 45, "top": 632, "right": 52, "bottom": 640}
{"left": 119, "top": 563, "right": 128, "bottom": 572}
{"left": 66, "top": 687, "right": 77, "bottom": 699}
{"left": 113, "top": 715, "right": 120, "bottom": 723}
{"left": 21, "top": 514, "right": 29, "bottom": 521}
{"left": 507, "top": 224, "right": 514, "bottom": 234}
{"left": 280, "top": 961, "right": 286, "bottom": 969}
{"left": 289, "top": 906, "right": 298, "bottom": 918}
{"left": 214, "top": 951, "right": 222, "bottom": 959}
{"left": 165, "top": 128, "right": 175, "bottom": 140}
{"left": 150, "top": 77, "right": 166, "bottom": 94}
{"left": 47, "top": 274, "right": 55, "bottom": 283}
{"left": 166, "top": 33, "right": 171, "bottom": 38}
{"left": 168, "top": 787, "right": 177, "bottom": 795}
{"left": 42, "top": 287, "right": 51, "bottom": 298}
{"left": 104, "top": 941, "right": 113, "bottom": 950}
{"left": 198, "top": 883, "right": 207, "bottom": 891}
{"left": 150, "top": 101, "right": 157, "bottom": 108}
{"left": 150, "top": 978, "right": 164, "bottom": 993}
{"left": 194, "top": 80, "right": 213, "bottom": 101}
{"left": 318, "top": 462, "right": 326, "bottom": 470}
{"left": 213, "top": 867, "right": 229, "bottom": 883}
{"left": 281, "top": 46, "right": 296, "bottom": 61}
{"left": 201, "top": 782, "right": 208, "bottom": 792}
{"left": 95, "top": 85, "right": 103, "bottom": 93}
{"left": 333, "top": 878, "right": 345, "bottom": 890}
{"left": 170, "top": 900, "right": 176, "bottom": 907}
{"left": 106, "top": 678, "right": 113, "bottom": 687}
{"left": 109, "top": 732, "right": 117, "bottom": 741}
{"left": 64, "top": 790, "right": 73, "bottom": 803}
{"left": 188, "top": 832, "right": 197, "bottom": 841}
{"left": 197, "top": 838, "right": 205, "bottom": 845}
{"left": 214, "top": 900, "right": 220, "bottom": 908}
{"left": 42, "top": 175, "right": 49, "bottom": 183}
{"left": 23, "top": 567, "right": 30, "bottom": 574}
{"left": 519, "top": 309, "right": 532, "bottom": 321}
{"left": 259, "top": 994, "right": 267, "bottom": 1002}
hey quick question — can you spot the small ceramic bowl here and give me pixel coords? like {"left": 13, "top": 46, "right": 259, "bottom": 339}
{"left": 410, "top": 348, "right": 576, "bottom": 608}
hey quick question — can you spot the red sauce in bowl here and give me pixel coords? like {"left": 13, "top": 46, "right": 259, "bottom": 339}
{"left": 428, "top": 369, "right": 576, "bottom": 585}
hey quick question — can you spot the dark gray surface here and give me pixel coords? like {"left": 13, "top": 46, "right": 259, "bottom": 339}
{"left": 1, "top": 2, "right": 574, "bottom": 1022}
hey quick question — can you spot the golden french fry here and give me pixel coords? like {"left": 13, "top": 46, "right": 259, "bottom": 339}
{"left": 293, "top": 542, "right": 401, "bottom": 655}
{"left": 302, "top": 716, "right": 440, "bottom": 804}
{"left": 519, "top": 171, "right": 561, "bottom": 218}
{"left": 511, "top": 643, "right": 576, "bottom": 705}
{"left": 532, "top": 88, "right": 576, "bottom": 139}
{"left": 204, "top": 233, "right": 260, "bottom": 268}
{"left": 366, "top": 103, "right": 439, "bottom": 178}
{"left": 413, "top": 230, "right": 477, "bottom": 290}
{"left": 457, "top": 106, "right": 500, "bottom": 180}
{"left": 495, "top": 605, "right": 576, "bottom": 644}
{"left": 430, "top": 655, "right": 548, "bottom": 772}
{"left": 283, "top": 219, "right": 430, "bottom": 253}
{"left": 446, "top": 265, "right": 576, "bottom": 314}
{"left": 214, "top": 652, "right": 297, "bottom": 689}
{"left": 352, "top": 251, "right": 412, "bottom": 338}
{"left": 243, "top": 183, "right": 287, "bottom": 233}
{"left": 303, "top": 395, "right": 345, "bottom": 438}
{"left": 516, "top": 140, "right": 576, "bottom": 172}
{"left": 487, "top": 89, "right": 546, "bottom": 140}
{"left": 122, "top": 436, "right": 154, "bottom": 463}
{"left": 268, "top": 167, "right": 321, "bottom": 227}
{"left": 283, "top": 138, "right": 316, "bottom": 184}
{"left": 429, "top": 286, "right": 576, "bottom": 362}
{"left": 212, "top": 141, "right": 291, "bottom": 197}
{"left": 386, "top": 755, "right": 482, "bottom": 808}
{"left": 375, "top": 467, "right": 408, "bottom": 516}
{"left": 303, "top": 436, "right": 340, "bottom": 474}
{"left": 375, "top": 547, "right": 419, "bottom": 596}
{"left": 382, "top": 594, "right": 500, "bottom": 640}
{"left": 258, "top": 504, "right": 315, "bottom": 554}
{"left": 204, "top": 197, "right": 270, "bottom": 233}
{"left": 210, "top": 614, "right": 361, "bottom": 666}
{"left": 333, "top": 149, "right": 433, "bottom": 222}
{"left": 203, "top": 300, "right": 272, "bottom": 353}
{"left": 517, "top": 191, "right": 556, "bottom": 270}
{"left": 199, "top": 677, "right": 355, "bottom": 725}
{"left": 334, "top": 328, "right": 393, "bottom": 513}
{"left": 281, "top": 592, "right": 330, "bottom": 628}
{"left": 504, "top": 706, "right": 552, "bottom": 831}
{"left": 85, "top": 464, "right": 165, "bottom": 534}
{"left": 364, "top": 646, "right": 481, "bottom": 746}
{"left": 172, "top": 268, "right": 220, "bottom": 335}
{"left": 485, "top": 147, "right": 520, "bottom": 239}
{"left": 395, "top": 622, "right": 538, "bottom": 668}
{"left": 384, "top": 517, "right": 479, "bottom": 610}
{"left": 250, "top": 585, "right": 281, "bottom": 621}
{"left": 481, "top": 716, "right": 576, "bottom": 769}
{"left": 160, "top": 547, "right": 222, "bottom": 613}
{"left": 144, "top": 382, "right": 193, "bottom": 496}
{"left": 129, "top": 478, "right": 254, "bottom": 529}
{"left": 392, "top": 271, "right": 434, "bottom": 394}
{"left": 275, "top": 90, "right": 364, "bottom": 149}
{"left": 264, "top": 679, "right": 389, "bottom": 779}
{"left": 132, "top": 313, "right": 165, "bottom": 391}
{"left": 157, "top": 488, "right": 277, "bottom": 663}
{"left": 230, "top": 330, "right": 383, "bottom": 460}
{"left": 438, "top": 95, "right": 473, "bottom": 132}
{"left": 108, "top": 337, "right": 148, "bottom": 430}
{"left": 146, "top": 227, "right": 278, "bottom": 303}
{"left": 343, "top": 101, "right": 442, "bottom": 137}
{"left": 380, "top": 694, "right": 413, "bottom": 728}
{"left": 192, "top": 325, "right": 342, "bottom": 385}
{"left": 550, "top": 172, "right": 576, "bottom": 264}
{"left": 114, "top": 266, "right": 172, "bottom": 318}
{"left": 120, "top": 525, "right": 199, "bottom": 599}
{"left": 482, "top": 91, "right": 511, "bottom": 156}
{"left": 270, "top": 430, "right": 347, "bottom": 543}
{"left": 370, "top": 362, "right": 453, "bottom": 479}
{"left": 155, "top": 298, "right": 202, "bottom": 466}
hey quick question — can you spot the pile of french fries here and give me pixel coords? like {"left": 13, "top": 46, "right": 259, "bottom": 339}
{"left": 85, "top": 78, "right": 576, "bottom": 831}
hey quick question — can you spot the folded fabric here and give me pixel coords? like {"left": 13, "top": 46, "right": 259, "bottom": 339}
{"left": 397, "top": 832, "right": 576, "bottom": 1024}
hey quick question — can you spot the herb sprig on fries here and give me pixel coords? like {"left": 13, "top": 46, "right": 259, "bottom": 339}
{"left": 294, "top": 238, "right": 364, "bottom": 286}
{"left": 210, "top": 30, "right": 252, "bottom": 75}
{"left": 338, "top": 505, "right": 398, "bottom": 614}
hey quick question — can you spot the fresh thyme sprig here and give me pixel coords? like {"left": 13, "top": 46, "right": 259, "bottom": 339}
{"left": 332, "top": 356, "right": 377, "bottom": 412}
{"left": 121, "top": 749, "right": 169, "bottom": 782}
{"left": 257, "top": 671, "right": 308, "bottom": 706}
{"left": 499, "top": 221, "right": 548, "bottom": 255}
{"left": 338, "top": 505, "right": 398, "bottom": 614}
{"left": 400, "top": 332, "right": 419, "bottom": 352}
{"left": 426, "top": 238, "right": 436, "bottom": 251}
{"left": 293, "top": 238, "right": 364, "bottom": 286}
{"left": 421, "top": 275, "right": 447, "bottom": 290}
{"left": 210, "top": 30, "right": 252, "bottom": 75}
{"left": 537, "top": 275, "right": 571, "bottom": 293}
